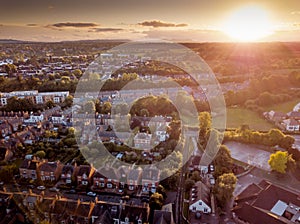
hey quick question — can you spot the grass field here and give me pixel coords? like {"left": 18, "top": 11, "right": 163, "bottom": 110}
{"left": 226, "top": 107, "right": 275, "bottom": 131}
{"left": 263, "top": 98, "right": 300, "bottom": 113}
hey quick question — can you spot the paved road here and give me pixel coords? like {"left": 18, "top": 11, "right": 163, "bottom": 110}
{"left": 224, "top": 141, "right": 271, "bottom": 171}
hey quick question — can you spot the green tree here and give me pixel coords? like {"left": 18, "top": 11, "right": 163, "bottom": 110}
{"left": 101, "top": 102, "right": 112, "bottom": 114}
{"left": 214, "top": 173, "right": 237, "bottom": 208}
{"left": 213, "top": 145, "right": 233, "bottom": 177}
{"left": 35, "top": 150, "right": 46, "bottom": 159}
{"left": 268, "top": 151, "right": 296, "bottom": 174}
{"left": 83, "top": 101, "right": 95, "bottom": 114}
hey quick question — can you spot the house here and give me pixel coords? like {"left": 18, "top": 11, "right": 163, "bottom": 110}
{"left": 38, "top": 161, "right": 63, "bottom": 182}
{"left": 50, "top": 114, "right": 65, "bottom": 125}
{"left": 7, "top": 117, "right": 23, "bottom": 132}
{"left": 189, "top": 181, "right": 211, "bottom": 214}
{"left": 76, "top": 165, "right": 94, "bottom": 186}
{"left": 37, "top": 196, "right": 56, "bottom": 222}
{"left": 134, "top": 132, "right": 152, "bottom": 150}
{"left": 92, "top": 166, "right": 119, "bottom": 191}
{"left": 118, "top": 203, "right": 149, "bottom": 224}
{"left": 0, "top": 120, "right": 12, "bottom": 138}
{"left": 74, "top": 201, "right": 94, "bottom": 224}
{"left": 287, "top": 111, "right": 300, "bottom": 121}
{"left": 233, "top": 180, "right": 300, "bottom": 224}
{"left": 141, "top": 167, "right": 160, "bottom": 194}
{"left": 263, "top": 111, "right": 287, "bottom": 123}
{"left": 61, "top": 164, "right": 75, "bottom": 185}
{"left": 23, "top": 112, "right": 44, "bottom": 124}
{"left": 127, "top": 167, "right": 142, "bottom": 191}
{"left": 19, "top": 159, "right": 39, "bottom": 180}
{"left": 281, "top": 118, "right": 300, "bottom": 132}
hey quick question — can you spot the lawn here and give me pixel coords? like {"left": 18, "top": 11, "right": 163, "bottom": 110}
{"left": 226, "top": 107, "right": 275, "bottom": 131}
{"left": 263, "top": 98, "right": 300, "bottom": 113}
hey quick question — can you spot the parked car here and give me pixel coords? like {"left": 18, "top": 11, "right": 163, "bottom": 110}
{"left": 49, "top": 187, "right": 59, "bottom": 192}
{"left": 68, "top": 189, "right": 76, "bottom": 194}
{"left": 37, "top": 186, "right": 46, "bottom": 190}
{"left": 87, "top": 191, "right": 96, "bottom": 197}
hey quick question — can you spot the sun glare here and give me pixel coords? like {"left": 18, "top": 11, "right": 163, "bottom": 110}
{"left": 222, "top": 5, "right": 274, "bottom": 42}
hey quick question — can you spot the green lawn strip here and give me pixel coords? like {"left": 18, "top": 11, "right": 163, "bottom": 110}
{"left": 226, "top": 107, "right": 275, "bottom": 131}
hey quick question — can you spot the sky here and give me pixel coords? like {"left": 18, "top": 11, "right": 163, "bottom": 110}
{"left": 0, "top": 0, "right": 300, "bottom": 42}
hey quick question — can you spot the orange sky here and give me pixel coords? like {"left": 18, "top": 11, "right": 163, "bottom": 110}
{"left": 0, "top": 0, "right": 299, "bottom": 42}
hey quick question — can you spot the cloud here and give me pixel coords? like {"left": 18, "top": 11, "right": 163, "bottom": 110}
{"left": 50, "top": 22, "right": 98, "bottom": 28}
{"left": 89, "top": 28, "right": 124, "bottom": 32}
{"left": 138, "top": 20, "right": 188, "bottom": 28}
{"left": 27, "top": 24, "right": 38, "bottom": 27}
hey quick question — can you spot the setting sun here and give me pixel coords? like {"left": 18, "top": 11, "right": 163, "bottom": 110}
{"left": 222, "top": 6, "right": 274, "bottom": 42}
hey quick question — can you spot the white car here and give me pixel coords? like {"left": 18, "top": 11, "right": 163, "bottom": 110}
{"left": 87, "top": 192, "right": 96, "bottom": 197}
{"left": 37, "top": 186, "right": 46, "bottom": 190}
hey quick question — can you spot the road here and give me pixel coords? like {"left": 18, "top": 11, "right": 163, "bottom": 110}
{"left": 224, "top": 141, "right": 271, "bottom": 171}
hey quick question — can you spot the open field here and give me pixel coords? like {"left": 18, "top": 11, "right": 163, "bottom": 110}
{"left": 226, "top": 107, "right": 275, "bottom": 131}
{"left": 263, "top": 98, "right": 300, "bottom": 113}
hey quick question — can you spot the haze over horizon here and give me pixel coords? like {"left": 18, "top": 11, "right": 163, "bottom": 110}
{"left": 0, "top": 0, "right": 300, "bottom": 42}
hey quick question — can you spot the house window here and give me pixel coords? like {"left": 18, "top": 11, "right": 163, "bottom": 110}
{"left": 204, "top": 208, "right": 208, "bottom": 213}
{"left": 193, "top": 206, "right": 196, "bottom": 211}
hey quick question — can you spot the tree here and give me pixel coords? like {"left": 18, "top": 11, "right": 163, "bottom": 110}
{"left": 185, "top": 178, "right": 195, "bottom": 192}
{"left": 268, "top": 151, "right": 296, "bottom": 174}
{"left": 214, "top": 173, "right": 237, "bottom": 208}
{"left": 35, "top": 150, "right": 46, "bottom": 159}
{"left": 64, "top": 95, "right": 73, "bottom": 107}
{"left": 83, "top": 101, "right": 95, "bottom": 114}
{"left": 149, "top": 192, "right": 164, "bottom": 223}
{"left": 198, "top": 112, "right": 211, "bottom": 141}
{"left": 213, "top": 145, "right": 233, "bottom": 177}
{"left": 101, "top": 102, "right": 112, "bottom": 114}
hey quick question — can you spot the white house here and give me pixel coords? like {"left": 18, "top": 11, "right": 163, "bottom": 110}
{"left": 189, "top": 199, "right": 211, "bottom": 214}
{"left": 50, "top": 114, "right": 65, "bottom": 124}
{"left": 189, "top": 181, "right": 212, "bottom": 214}
{"left": 24, "top": 113, "right": 44, "bottom": 123}
{"left": 282, "top": 119, "right": 300, "bottom": 132}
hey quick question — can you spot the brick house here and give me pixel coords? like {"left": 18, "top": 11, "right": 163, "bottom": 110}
{"left": 76, "top": 165, "right": 95, "bottom": 186}
{"left": 38, "top": 161, "right": 63, "bottom": 182}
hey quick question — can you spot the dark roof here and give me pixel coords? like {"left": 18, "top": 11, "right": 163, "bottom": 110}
{"left": 253, "top": 184, "right": 300, "bottom": 211}
{"left": 234, "top": 203, "right": 286, "bottom": 224}
{"left": 62, "top": 164, "right": 74, "bottom": 174}
{"left": 94, "top": 167, "right": 118, "bottom": 180}
{"left": 235, "top": 183, "right": 263, "bottom": 204}
{"left": 142, "top": 167, "right": 160, "bottom": 181}
{"left": 94, "top": 210, "right": 112, "bottom": 224}
{"left": 234, "top": 180, "right": 300, "bottom": 224}
{"left": 128, "top": 168, "right": 142, "bottom": 181}
{"left": 39, "top": 162, "right": 58, "bottom": 172}
{"left": 77, "top": 165, "right": 91, "bottom": 176}
{"left": 20, "top": 159, "right": 30, "bottom": 169}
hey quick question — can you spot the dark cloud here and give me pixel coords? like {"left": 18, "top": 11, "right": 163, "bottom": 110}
{"left": 138, "top": 20, "right": 188, "bottom": 28}
{"left": 89, "top": 27, "right": 124, "bottom": 32}
{"left": 51, "top": 22, "right": 98, "bottom": 28}
{"left": 27, "top": 24, "right": 38, "bottom": 27}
